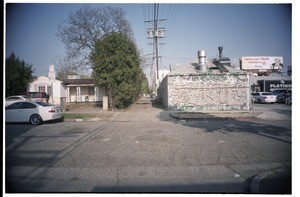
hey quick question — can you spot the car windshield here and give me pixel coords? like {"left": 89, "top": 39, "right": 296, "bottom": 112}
{"left": 262, "top": 93, "right": 274, "bottom": 96}
{"left": 35, "top": 102, "right": 52, "bottom": 107}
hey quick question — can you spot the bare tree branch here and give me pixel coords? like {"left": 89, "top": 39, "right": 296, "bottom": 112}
{"left": 56, "top": 5, "right": 133, "bottom": 74}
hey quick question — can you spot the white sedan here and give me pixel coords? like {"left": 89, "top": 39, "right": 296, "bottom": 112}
{"left": 5, "top": 95, "right": 31, "bottom": 107}
{"left": 251, "top": 92, "right": 277, "bottom": 104}
{"left": 5, "top": 101, "right": 62, "bottom": 125}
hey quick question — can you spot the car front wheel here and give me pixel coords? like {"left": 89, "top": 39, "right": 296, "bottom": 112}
{"left": 30, "top": 114, "right": 43, "bottom": 125}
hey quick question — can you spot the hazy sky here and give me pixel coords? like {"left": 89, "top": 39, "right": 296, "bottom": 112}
{"left": 5, "top": 2, "right": 293, "bottom": 77}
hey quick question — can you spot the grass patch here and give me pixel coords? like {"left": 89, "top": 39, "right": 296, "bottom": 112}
{"left": 63, "top": 113, "right": 98, "bottom": 119}
{"left": 65, "top": 102, "right": 103, "bottom": 111}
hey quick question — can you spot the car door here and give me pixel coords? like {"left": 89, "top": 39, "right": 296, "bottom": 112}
{"left": 5, "top": 102, "right": 24, "bottom": 122}
{"left": 17, "top": 102, "right": 39, "bottom": 122}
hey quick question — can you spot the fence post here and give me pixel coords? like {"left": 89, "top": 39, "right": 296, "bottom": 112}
{"left": 103, "top": 96, "right": 108, "bottom": 111}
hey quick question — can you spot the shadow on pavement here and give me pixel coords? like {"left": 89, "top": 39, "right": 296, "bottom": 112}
{"left": 92, "top": 181, "right": 251, "bottom": 193}
{"left": 155, "top": 104, "right": 291, "bottom": 144}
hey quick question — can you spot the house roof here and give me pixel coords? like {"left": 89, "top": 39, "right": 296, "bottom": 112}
{"left": 33, "top": 76, "right": 63, "bottom": 83}
{"left": 63, "top": 78, "right": 97, "bottom": 85}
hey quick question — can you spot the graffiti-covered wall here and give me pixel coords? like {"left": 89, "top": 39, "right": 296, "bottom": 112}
{"left": 160, "top": 73, "right": 251, "bottom": 111}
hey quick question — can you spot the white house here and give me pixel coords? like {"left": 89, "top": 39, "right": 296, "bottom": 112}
{"left": 63, "top": 77, "right": 105, "bottom": 103}
{"left": 28, "top": 75, "right": 66, "bottom": 105}
{"left": 27, "top": 65, "right": 66, "bottom": 110}
{"left": 28, "top": 65, "right": 66, "bottom": 108}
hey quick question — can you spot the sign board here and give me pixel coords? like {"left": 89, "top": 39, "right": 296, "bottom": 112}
{"left": 257, "top": 80, "right": 291, "bottom": 92}
{"left": 241, "top": 56, "right": 283, "bottom": 72}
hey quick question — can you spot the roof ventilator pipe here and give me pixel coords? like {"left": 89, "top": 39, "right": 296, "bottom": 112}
{"left": 198, "top": 49, "right": 207, "bottom": 72}
{"left": 218, "top": 46, "right": 223, "bottom": 60}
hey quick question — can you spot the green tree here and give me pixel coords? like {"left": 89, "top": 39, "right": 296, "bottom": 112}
{"left": 140, "top": 73, "right": 150, "bottom": 95}
{"left": 91, "top": 32, "right": 143, "bottom": 110}
{"left": 5, "top": 53, "right": 35, "bottom": 97}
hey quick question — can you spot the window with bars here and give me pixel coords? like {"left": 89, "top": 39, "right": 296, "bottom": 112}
{"left": 38, "top": 86, "right": 45, "bottom": 92}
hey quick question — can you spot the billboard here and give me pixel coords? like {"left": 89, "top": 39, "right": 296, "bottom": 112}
{"left": 257, "top": 80, "right": 292, "bottom": 92}
{"left": 241, "top": 56, "right": 283, "bottom": 72}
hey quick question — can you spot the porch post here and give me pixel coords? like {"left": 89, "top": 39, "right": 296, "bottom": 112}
{"left": 66, "top": 86, "right": 70, "bottom": 103}
{"left": 95, "top": 86, "right": 98, "bottom": 102}
{"left": 76, "top": 86, "right": 81, "bottom": 102}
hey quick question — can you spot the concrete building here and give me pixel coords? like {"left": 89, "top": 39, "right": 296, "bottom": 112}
{"left": 158, "top": 50, "right": 251, "bottom": 111}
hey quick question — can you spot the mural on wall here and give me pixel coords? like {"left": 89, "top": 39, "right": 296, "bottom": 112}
{"left": 167, "top": 74, "right": 250, "bottom": 111}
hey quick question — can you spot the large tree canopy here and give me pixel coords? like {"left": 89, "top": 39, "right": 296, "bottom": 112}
{"left": 56, "top": 5, "right": 133, "bottom": 73}
{"left": 5, "top": 53, "right": 35, "bottom": 97}
{"left": 91, "top": 32, "right": 143, "bottom": 110}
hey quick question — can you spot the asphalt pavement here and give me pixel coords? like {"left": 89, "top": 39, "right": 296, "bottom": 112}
{"left": 61, "top": 97, "right": 292, "bottom": 194}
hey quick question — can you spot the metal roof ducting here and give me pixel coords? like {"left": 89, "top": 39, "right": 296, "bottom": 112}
{"left": 197, "top": 49, "right": 207, "bottom": 72}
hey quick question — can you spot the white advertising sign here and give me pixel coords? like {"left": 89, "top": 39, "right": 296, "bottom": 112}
{"left": 242, "top": 56, "right": 283, "bottom": 71}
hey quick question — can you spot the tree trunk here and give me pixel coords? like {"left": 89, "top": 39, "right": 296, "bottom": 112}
{"left": 106, "top": 87, "right": 116, "bottom": 111}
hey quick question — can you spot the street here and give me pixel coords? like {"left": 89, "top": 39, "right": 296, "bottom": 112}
{"left": 5, "top": 99, "right": 292, "bottom": 193}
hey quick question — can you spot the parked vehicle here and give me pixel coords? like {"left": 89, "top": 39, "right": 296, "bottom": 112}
{"left": 24, "top": 91, "right": 50, "bottom": 102}
{"left": 5, "top": 101, "right": 62, "bottom": 125}
{"left": 5, "top": 95, "right": 31, "bottom": 107}
{"left": 251, "top": 92, "right": 277, "bottom": 104}
{"left": 275, "top": 93, "right": 286, "bottom": 103}
{"left": 271, "top": 90, "right": 287, "bottom": 96}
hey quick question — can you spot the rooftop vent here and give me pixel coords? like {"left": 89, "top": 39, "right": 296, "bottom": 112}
{"left": 197, "top": 49, "right": 207, "bottom": 72}
{"left": 218, "top": 46, "right": 223, "bottom": 59}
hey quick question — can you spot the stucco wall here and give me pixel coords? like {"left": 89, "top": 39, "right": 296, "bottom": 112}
{"left": 158, "top": 76, "right": 168, "bottom": 108}
{"left": 161, "top": 73, "right": 251, "bottom": 111}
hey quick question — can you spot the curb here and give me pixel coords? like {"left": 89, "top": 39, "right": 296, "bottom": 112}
{"left": 63, "top": 118, "right": 103, "bottom": 122}
{"left": 169, "top": 111, "right": 261, "bottom": 120}
{"left": 250, "top": 171, "right": 274, "bottom": 193}
{"left": 63, "top": 118, "right": 88, "bottom": 122}
{"left": 250, "top": 168, "right": 291, "bottom": 194}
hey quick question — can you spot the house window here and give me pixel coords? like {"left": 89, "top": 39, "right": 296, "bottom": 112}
{"left": 38, "top": 86, "right": 45, "bottom": 92}
{"left": 88, "top": 87, "right": 95, "bottom": 95}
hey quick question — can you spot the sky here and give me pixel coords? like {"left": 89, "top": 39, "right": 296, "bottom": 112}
{"left": 4, "top": 1, "right": 295, "bottom": 79}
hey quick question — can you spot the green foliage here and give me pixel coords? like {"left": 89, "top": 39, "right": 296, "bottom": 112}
{"left": 5, "top": 53, "right": 35, "bottom": 97}
{"left": 140, "top": 73, "right": 150, "bottom": 95}
{"left": 91, "top": 32, "right": 143, "bottom": 110}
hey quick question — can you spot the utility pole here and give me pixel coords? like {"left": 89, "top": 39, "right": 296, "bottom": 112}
{"left": 145, "top": 3, "right": 166, "bottom": 94}
{"left": 154, "top": 3, "right": 159, "bottom": 80}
